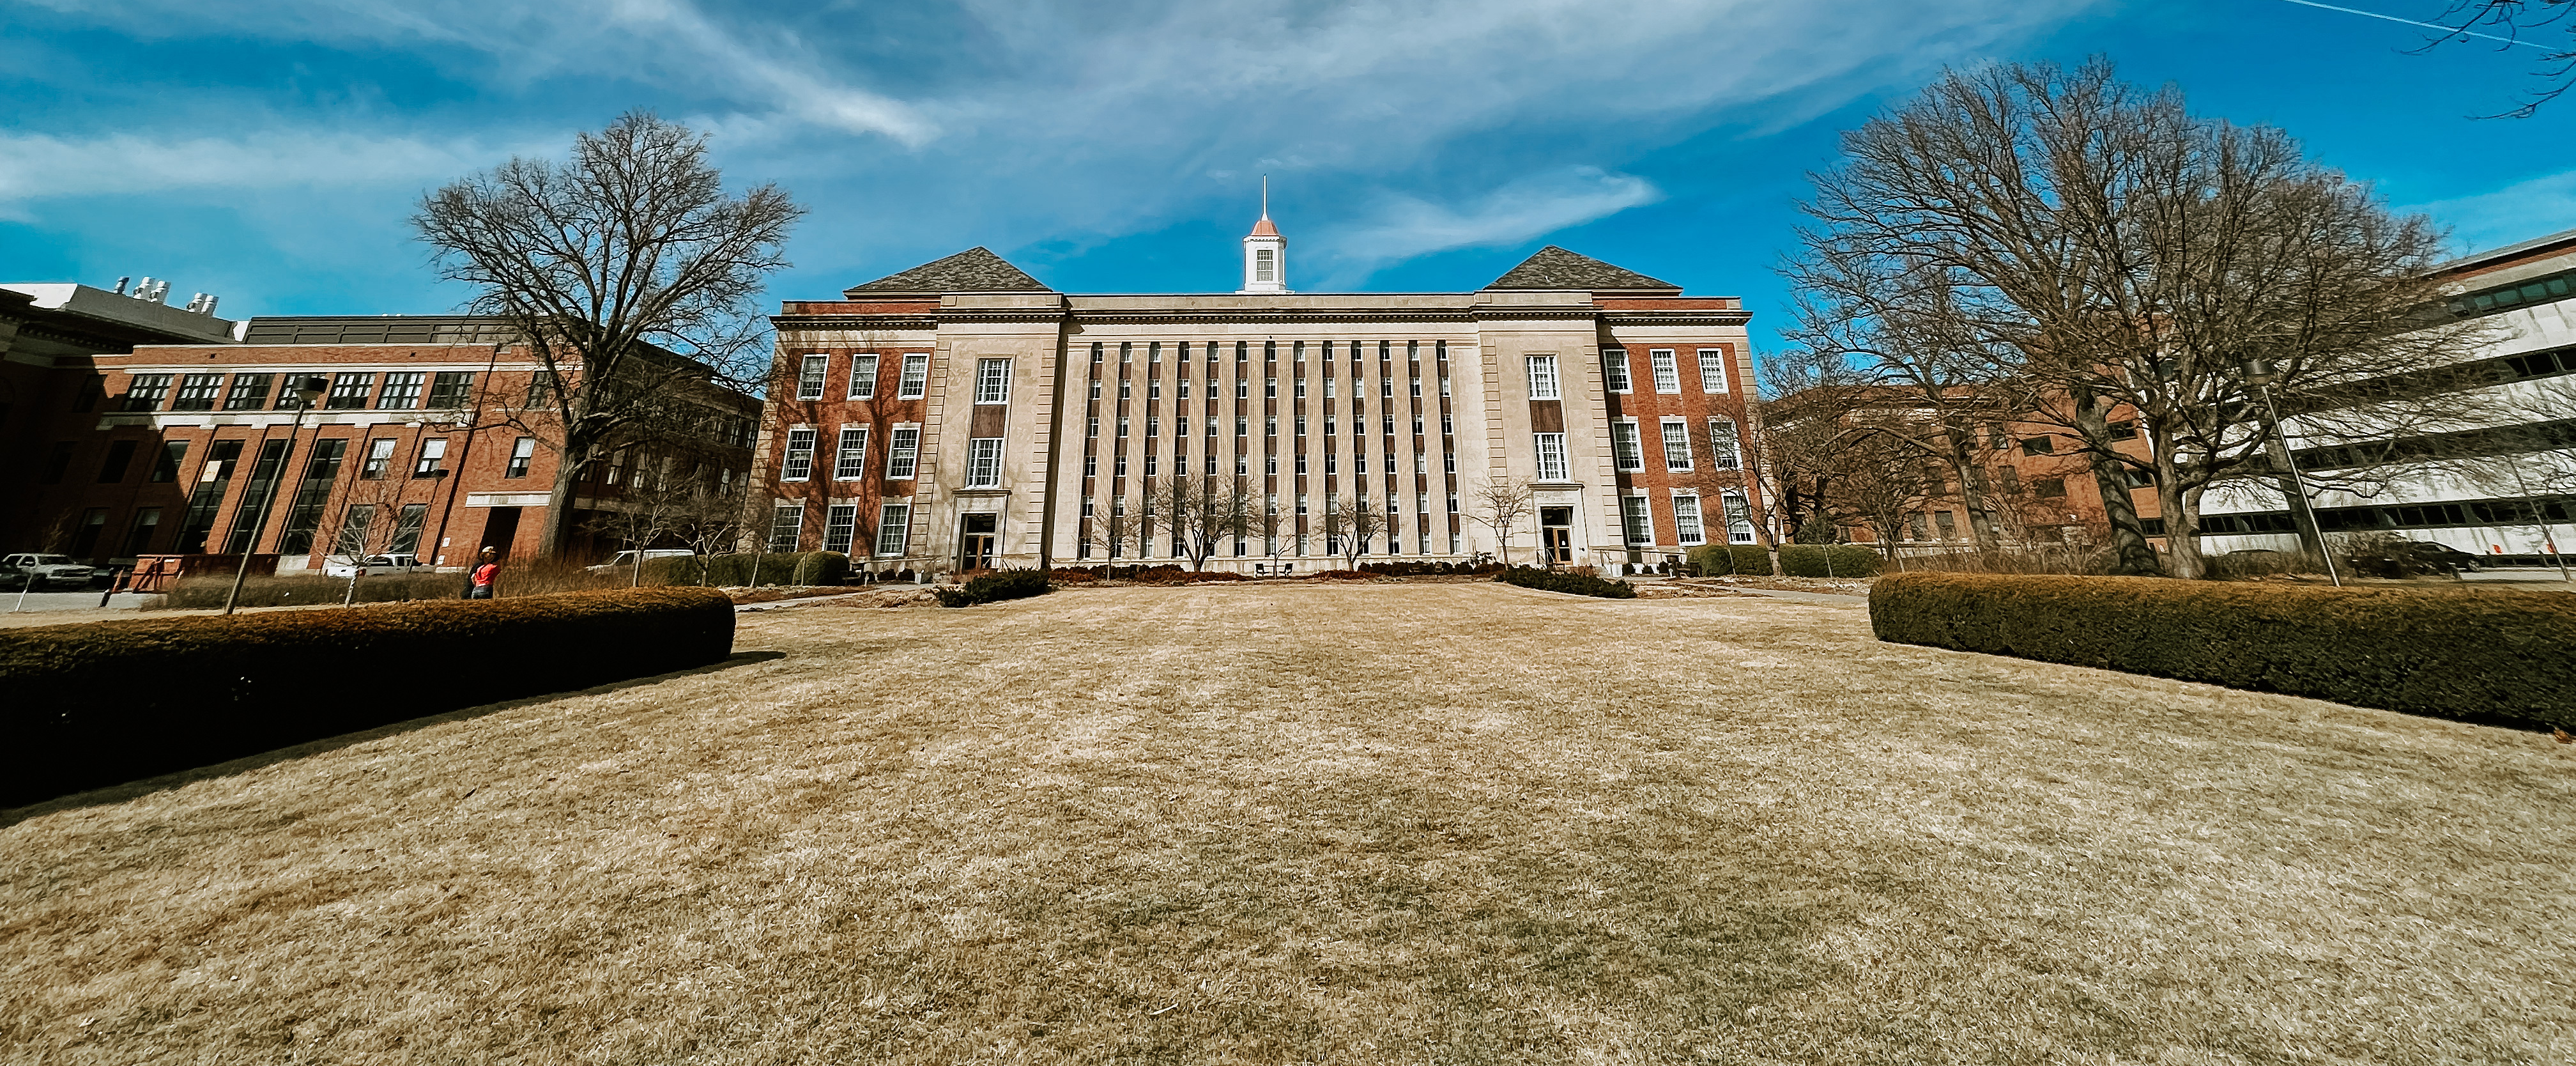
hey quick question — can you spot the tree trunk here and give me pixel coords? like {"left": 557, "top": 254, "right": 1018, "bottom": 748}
{"left": 1946, "top": 440, "right": 2002, "bottom": 552}
{"left": 2154, "top": 451, "right": 2207, "bottom": 580}
{"left": 536, "top": 435, "right": 592, "bottom": 559}
{"left": 2068, "top": 383, "right": 2161, "bottom": 576}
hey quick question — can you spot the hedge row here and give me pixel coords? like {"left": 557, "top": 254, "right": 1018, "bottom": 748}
{"left": 934, "top": 569, "right": 1052, "bottom": 607}
{"left": 1780, "top": 544, "right": 1883, "bottom": 578}
{"left": 1358, "top": 560, "right": 1506, "bottom": 576}
{"left": 1499, "top": 566, "right": 1636, "bottom": 599}
{"left": 1869, "top": 572, "right": 2575, "bottom": 730}
{"left": 1687, "top": 545, "right": 1775, "bottom": 576}
{"left": 0, "top": 587, "right": 736, "bottom": 807}
{"left": 644, "top": 551, "right": 850, "bottom": 587}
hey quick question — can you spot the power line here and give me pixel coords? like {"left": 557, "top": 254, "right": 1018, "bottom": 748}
{"left": 2273, "top": 0, "right": 2557, "bottom": 49}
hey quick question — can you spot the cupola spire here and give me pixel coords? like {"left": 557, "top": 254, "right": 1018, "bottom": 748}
{"left": 1239, "top": 175, "right": 1289, "bottom": 293}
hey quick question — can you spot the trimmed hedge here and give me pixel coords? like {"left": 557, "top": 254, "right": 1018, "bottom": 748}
{"left": 1, "top": 587, "right": 735, "bottom": 807}
{"left": 933, "top": 568, "right": 1052, "bottom": 607}
{"left": 1499, "top": 566, "right": 1637, "bottom": 599}
{"left": 1779, "top": 544, "right": 1883, "bottom": 578}
{"left": 1869, "top": 573, "right": 2575, "bottom": 730}
{"left": 646, "top": 551, "right": 848, "bottom": 587}
{"left": 1687, "top": 545, "right": 1774, "bottom": 576}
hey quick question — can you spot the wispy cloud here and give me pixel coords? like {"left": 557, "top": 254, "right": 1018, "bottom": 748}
{"left": 0, "top": 131, "right": 499, "bottom": 217}
{"left": 1317, "top": 167, "right": 1662, "bottom": 284}
{"left": 2414, "top": 168, "right": 2576, "bottom": 255}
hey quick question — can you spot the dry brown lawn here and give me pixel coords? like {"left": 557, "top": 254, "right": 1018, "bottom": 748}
{"left": 5, "top": 583, "right": 2572, "bottom": 1064}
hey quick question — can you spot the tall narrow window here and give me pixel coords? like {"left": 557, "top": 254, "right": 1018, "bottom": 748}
{"left": 361, "top": 438, "right": 396, "bottom": 479}
{"left": 1621, "top": 496, "right": 1653, "bottom": 544}
{"left": 1673, "top": 494, "right": 1705, "bottom": 546}
{"left": 1650, "top": 349, "right": 1679, "bottom": 393}
{"left": 1660, "top": 417, "right": 1693, "bottom": 471}
{"left": 877, "top": 502, "right": 911, "bottom": 555}
{"left": 967, "top": 438, "right": 1004, "bottom": 488}
{"left": 848, "top": 353, "right": 880, "bottom": 399}
{"left": 224, "top": 373, "right": 273, "bottom": 411}
{"left": 781, "top": 427, "right": 817, "bottom": 481}
{"left": 220, "top": 439, "right": 289, "bottom": 550}
{"left": 326, "top": 373, "right": 376, "bottom": 410}
{"left": 886, "top": 426, "right": 920, "bottom": 479}
{"left": 823, "top": 504, "right": 859, "bottom": 554}
{"left": 1534, "top": 433, "right": 1569, "bottom": 481}
{"left": 96, "top": 440, "right": 139, "bottom": 483}
{"left": 124, "top": 507, "right": 162, "bottom": 556}
{"left": 1255, "top": 247, "right": 1275, "bottom": 281}
{"left": 769, "top": 504, "right": 805, "bottom": 553}
{"left": 277, "top": 438, "right": 349, "bottom": 555}
{"left": 171, "top": 373, "right": 224, "bottom": 412}
{"left": 525, "top": 371, "right": 558, "bottom": 409}
{"left": 150, "top": 440, "right": 188, "bottom": 483}
{"left": 1611, "top": 421, "right": 1644, "bottom": 472}
{"left": 413, "top": 437, "right": 448, "bottom": 477}
{"left": 388, "top": 504, "right": 429, "bottom": 555}
{"left": 1526, "top": 355, "right": 1560, "bottom": 400}
{"left": 1722, "top": 490, "right": 1755, "bottom": 544}
{"left": 121, "top": 373, "right": 174, "bottom": 412}
{"left": 1601, "top": 348, "right": 1632, "bottom": 393}
{"left": 834, "top": 427, "right": 869, "bottom": 480}
{"left": 1698, "top": 348, "right": 1729, "bottom": 393}
{"left": 335, "top": 504, "right": 375, "bottom": 556}
{"left": 897, "top": 353, "right": 929, "bottom": 399}
{"left": 379, "top": 371, "right": 426, "bottom": 410}
{"left": 1709, "top": 418, "right": 1742, "bottom": 470}
{"left": 505, "top": 437, "right": 536, "bottom": 478}
{"left": 797, "top": 355, "right": 829, "bottom": 400}
{"left": 976, "top": 359, "right": 1011, "bottom": 403}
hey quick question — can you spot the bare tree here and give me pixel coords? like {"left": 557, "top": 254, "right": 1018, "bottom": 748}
{"left": 666, "top": 473, "right": 750, "bottom": 585}
{"left": 415, "top": 111, "right": 802, "bottom": 559}
{"left": 1467, "top": 475, "right": 1535, "bottom": 566}
{"left": 1796, "top": 59, "right": 2495, "bottom": 578}
{"left": 2426, "top": 2, "right": 2576, "bottom": 116}
{"left": 1330, "top": 491, "right": 1388, "bottom": 570}
{"left": 1257, "top": 491, "right": 1290, "bottom": 571}
{"left": 1821, "top": 424, "right": 1940, "bottom": 556}
{"left": 1085, "top": 498, "right": 1141, "bottom": 562}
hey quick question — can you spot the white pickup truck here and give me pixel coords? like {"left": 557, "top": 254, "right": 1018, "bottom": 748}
{"left": 1, "top": 553, "right": 98, "bottom": 590}
{"left": 322, "top": 553, "right": 433, "bottom": 578}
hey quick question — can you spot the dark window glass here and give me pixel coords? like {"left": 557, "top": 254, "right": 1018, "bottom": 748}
{"left": 41, "top": 441, "right": 73, "bottom": 483}
{"left": 68, "top": 508, "right": 109, "bottom": 557}
{"left": 224, "top": 373, "right": 274, "bottom": 411}
{"left": 123, "top": 507, "right": 162, "bottom": 556}
{"left": 2019, "top": 436, "right": 2055, "bottom": 456}
{"left": 378, "top": 371, "right": 426, "bottom": 410}
{"left": 174, "top": 439, "right": 243, "bottom": 553}
{"left": 171, "top": 373, "right": 223, "bottom": 412}
{"left": 96, "top": 439, "right": 138, "bottom": 483}
{"left": 277, "top": 438, "right": 349, "bottom": 555}
{"left": 325, "top": 373, "right": 377, "bottom": 410}
{"left": 150, "top": 440, "right": 188, "bottom": 483}
{"left": 429, "top": 371, "right": 475, "bottom": 409}
{"left": 122, "top": 373, "right": 174, "bottom": 412}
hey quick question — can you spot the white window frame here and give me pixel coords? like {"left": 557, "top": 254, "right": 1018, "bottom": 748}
{"left": 1722, "top": 490, "right": 1755, "bottom": 544}
{"left": 966, "top": 437, "right": 1004, "bottom": 488}
{"left": 1698, "top": 348, "right": 1729, "bottom": 394}
{"left": 1673, "top": 492, "right": 1705, "bottom": 546}
{"left": 1660, "top": 417, "right": 1692, "bottom": 472}
{"left": 781, "top": 426, "right": 816, "bottom": 481}
{"left": 834, "top": 426, "right": 869, "bottom": 481}
{"left": 1709, "top": 417, "right": 1743, "bottom": 471}
{"left": 1601, "top": 348, "right": 1632, "bottom": 394}
{"left": 1525, "top": 355, "right": 1560, "bottom": 401}
{"left": 847, "top": 353, "right": 880, "bottom": 399}
{"left": 797, "top": 355, "right": 829, "bottom": 401}
{"left": 1610, "top": 421, "right": 1644, "bottom": 472}
{"left": 897, "top": 353, "right": 930, "bottom": 399}
{"left": 886, "top": 425, "right": 921, "bottom": 480}
{"left": 822, "top": 503, "right": 859, "bottom": 554}
{"left": 975, "top": 358, "right": 1011, "bottom": 404}
{"left": 1621, "top": 495, "right": 1653, "bottom": 545}
{"left": 1650, "top": 349, "right": 1679, "bottom": 393}
{"left": 769, "top": 503, "right": 805, "bottom": 553}
{"left": 1533, "top": 432, "right": 1569, "bottom": 481}
{"left": 875, "top": 502, "right": 911, "bottom": 557}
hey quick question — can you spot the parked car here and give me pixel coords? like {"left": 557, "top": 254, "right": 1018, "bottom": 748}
{"left": 2395, "top": 540, "right": 2484, "bottom": 573}
{"left": 322, "top": 553, "right": 432, "bottom": 578}
{"left": 587, "top": 548, "right": 696, "bottom": 574}
{"left": 1, "top": 553, "right": 97, "bottom": 590}
{"left": 0, "top": 562, "right": 30, "bottom": 591}
{"left": 2343, "top": 539, "right": 2483, "bottom": 578}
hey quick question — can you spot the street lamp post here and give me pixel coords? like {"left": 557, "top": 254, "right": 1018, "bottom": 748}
{"left": 2240, "top": 358, "right": 2341, "bottom": 588}
{"left": 223, "top": 376, "right": 328, "bottom": 615}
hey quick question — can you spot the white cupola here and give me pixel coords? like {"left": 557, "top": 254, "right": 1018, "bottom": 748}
{"left": 1238, "top": 176, "right": 1289, "bottom": 294}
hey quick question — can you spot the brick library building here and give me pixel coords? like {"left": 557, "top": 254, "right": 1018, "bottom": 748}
{"left": 756, "top": 212, "right": 1768, "bottom": 575}
{"left": 0, "top": 294, "right": 758, "bottom": 572}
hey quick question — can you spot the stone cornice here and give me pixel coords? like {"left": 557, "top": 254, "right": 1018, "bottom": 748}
{"left": 1597, "top": 311, "right": 1756, "bottom": 327}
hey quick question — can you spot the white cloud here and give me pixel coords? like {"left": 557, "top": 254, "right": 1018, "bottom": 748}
{"left": 1317, "top": 167, "right": 1662, "bottom": 283}
{"left": 0, "top": 131, "right": 499, "bottom": 215}
{"left": 2413, "top": 168, "right": 2576, "bottom": 256}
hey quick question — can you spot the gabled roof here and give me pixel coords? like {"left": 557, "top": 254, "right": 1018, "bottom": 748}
{"left": 1485, "top": 246, "right": 1681, "bottom": 295}
{"left": 841, "top": 247, "right": 1051, "bottom": 298}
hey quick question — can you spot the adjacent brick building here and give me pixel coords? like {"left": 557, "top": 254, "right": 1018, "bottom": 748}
{"left": 754, "top": 216, "right": 1768, "bottom": 575}
{"left": 2, "top": 308, "right": 758, "bottom": 569}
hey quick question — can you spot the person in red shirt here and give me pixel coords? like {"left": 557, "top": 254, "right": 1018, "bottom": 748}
{"left": 466, "top": 546, "right": 501, "bottom": 599}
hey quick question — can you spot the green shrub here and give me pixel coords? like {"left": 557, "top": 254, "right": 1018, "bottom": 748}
{"left": 1687, "top": 545, "right": 1774, "bottom": 576}
{"left": 158, "top": 573, "right": 462, "bottom": 609}
{"left": 933, "top": 568, "right": 1052, "bottom": 607}
{"left": 1869, "top": 573, "right": 2575, "bottom": 730}
{"left": 1498, "top": 566, "right": 1636, "bottom": 599}
{"left": 0, "top": 587, "right": 736, "bottom": 807}
{"left": 1779, "top": 544, "right": 1882, "bottom": 578}
{"left": 654, "top": 551, "right": 850, "bottom": 587}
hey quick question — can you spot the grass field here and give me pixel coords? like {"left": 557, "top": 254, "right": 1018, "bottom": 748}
{"left": 4, "top": 583, "right": 2571, "bottom": 1063}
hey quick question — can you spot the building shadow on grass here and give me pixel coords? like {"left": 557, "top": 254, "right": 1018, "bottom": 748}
{"left": 0, "top": 650, "right": 788, "bottom": 828}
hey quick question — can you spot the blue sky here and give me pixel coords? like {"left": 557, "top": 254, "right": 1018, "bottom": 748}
{"left": 6, "top": 0, "right": 2574, "bottom": 355}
